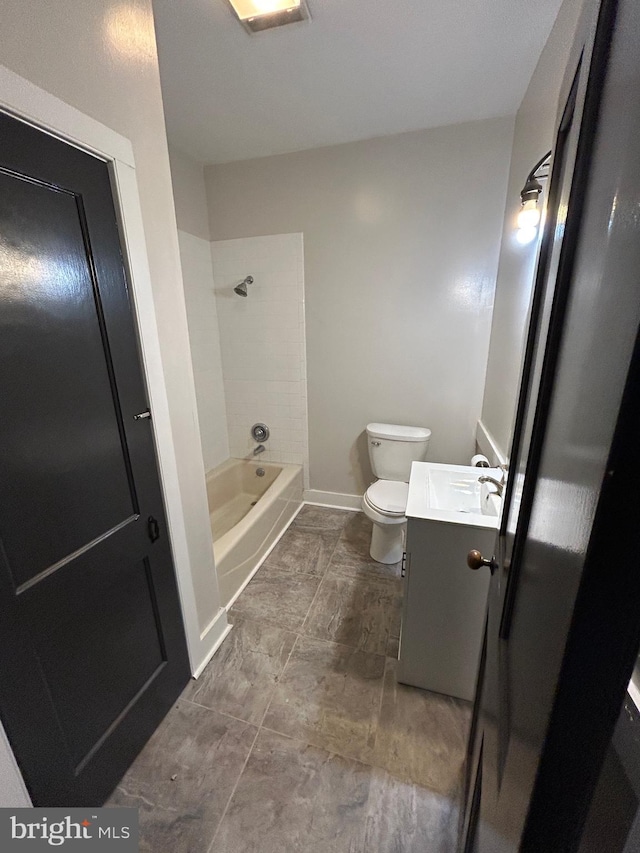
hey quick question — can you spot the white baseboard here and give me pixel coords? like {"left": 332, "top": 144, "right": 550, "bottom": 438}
{"left": 476, "top": 420, "right": 507, "bottom": 467}
{"left": 191, "top": 608, "right": 232, "bottom": 679}
{"left": 303, "top": 490, "right": 362, "bottom": 511}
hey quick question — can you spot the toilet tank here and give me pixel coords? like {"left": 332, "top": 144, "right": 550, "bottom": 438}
{"left": 366, "top": 423, "right": 431, "bottom": 482}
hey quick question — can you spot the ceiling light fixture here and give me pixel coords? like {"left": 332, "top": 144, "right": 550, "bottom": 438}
{"left": 517, "top": 150, "right": 552, "bottom": 244}
{"left": 225, "top": 0, "right": 310, "bottom": 33}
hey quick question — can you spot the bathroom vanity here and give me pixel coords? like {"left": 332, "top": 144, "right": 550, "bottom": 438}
{"left": 398, "top": 461, "right": 501, "bottom": 701}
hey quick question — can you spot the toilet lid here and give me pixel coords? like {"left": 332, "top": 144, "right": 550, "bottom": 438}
{"left": 367, "top": 480, "right": 409, "bottom": 515}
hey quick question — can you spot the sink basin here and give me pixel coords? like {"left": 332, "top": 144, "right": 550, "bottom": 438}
{"left": 480, "top": 481, "right": 502, "bottom": 517}
{"left": 406, "top": 461, "right": 502, "bottom": 528}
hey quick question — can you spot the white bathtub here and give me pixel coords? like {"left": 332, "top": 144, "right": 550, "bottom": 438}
{"left": 206, "top": 458, "right": 303, "bottom": 607}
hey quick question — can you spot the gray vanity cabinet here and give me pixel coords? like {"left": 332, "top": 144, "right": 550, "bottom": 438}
{"left": 397, "top": 516, "right": 494, "bottom": 701}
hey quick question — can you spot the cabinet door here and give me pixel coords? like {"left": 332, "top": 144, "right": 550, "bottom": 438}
{"left": 399, "top": 518, "right": 491, "bottom": 701}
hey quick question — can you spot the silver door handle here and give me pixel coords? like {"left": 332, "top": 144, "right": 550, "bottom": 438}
{"left": 133, "top": 410, "right": 151, "bottom": 420}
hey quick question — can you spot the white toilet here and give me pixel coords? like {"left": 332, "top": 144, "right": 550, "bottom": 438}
{"left": 362, "top": 423, "right": 432, "bottom": 564}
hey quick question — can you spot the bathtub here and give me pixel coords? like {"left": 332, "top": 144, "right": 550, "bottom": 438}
{"left": 206, "top": 458, "right": 303, "bottom": 607}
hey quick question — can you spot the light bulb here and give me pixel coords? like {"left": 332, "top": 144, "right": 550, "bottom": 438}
{"left": 229, "top": 0, "right": 300, "bottom": 19}
{"left": 517, "top": 200, "right": 541, "bottom": 230}
{"left": 516, "top": 226, "right": 538, "bottom": 245}
{"left": 253, "top": 0, "right": 282, "bottom": 12}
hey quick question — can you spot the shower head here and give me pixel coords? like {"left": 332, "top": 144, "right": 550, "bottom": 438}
{"left": 233, "top": 275, "right": 254, "bottom": 297}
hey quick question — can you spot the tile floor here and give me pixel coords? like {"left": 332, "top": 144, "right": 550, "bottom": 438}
{"left": 108, "top": 506, "right": 471, "bottom": 852}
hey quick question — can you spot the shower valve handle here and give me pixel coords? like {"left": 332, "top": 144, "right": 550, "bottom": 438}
{"left": 251, "top": 423, "right": 270, "bottom": 442}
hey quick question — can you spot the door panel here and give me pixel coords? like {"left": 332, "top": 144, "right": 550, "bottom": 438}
{"left": 462, "top": 28, "right": 591, "bottom": 850}
{"left": 0, "top": 111, "right": 190, "bottom": 805}
{"left": 0, "top": 171, "right": 137, "bottom": 585}
{"left": 579, "top": 697, "right": 640, "bottom": 852}
{"left": 462, "top": 0, "right": 640, "bottom": 848}
{"left": 29, "top": 555, "right": 165, "bottom": 770}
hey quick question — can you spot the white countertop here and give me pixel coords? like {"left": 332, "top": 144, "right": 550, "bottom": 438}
{"left": 405, "top": 461, "right": 500, "bottom": 530}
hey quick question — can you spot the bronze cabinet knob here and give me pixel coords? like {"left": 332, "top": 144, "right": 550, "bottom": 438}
{"left": 467, "top": 550, "right": 497, "bottom": 573}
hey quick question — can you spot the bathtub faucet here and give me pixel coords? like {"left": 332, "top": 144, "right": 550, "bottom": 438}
{"left": 253, "top": 444, "right": 265, "bottom": 456}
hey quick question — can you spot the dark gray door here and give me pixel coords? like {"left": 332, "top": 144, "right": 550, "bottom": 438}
{"left": 461, "top": 0, "right": 640, "bottom": 849}
{"left": 0, "top": 111, "right": 190, "bottom": 806}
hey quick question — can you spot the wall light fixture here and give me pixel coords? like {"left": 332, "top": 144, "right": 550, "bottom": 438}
{"left": 517, "top": 150, "right": 552, "bottom": 244}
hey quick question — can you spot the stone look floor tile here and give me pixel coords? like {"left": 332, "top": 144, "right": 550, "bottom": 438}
{"left": 107, "top": 699, "right": 257, "bottom": 853}
{"left": 364, "top": 771, "right": 460, "bottom": 853}
{"left": 371, "top": 658, "right": 472, "bottom": 794}
{"left": 212, "top": 729, "right": 372, "bottom": 853}
{"left": 231, "top": 562, "right": 321, "bottom": 631}
{"left": 265, "top": 527, "right": 340, "bottom": 576}
{"left": 213, "top": 729, "right": 459, "bottom": 853}
{"left": 181, "top": 617, "right": 297, "bottom": 725}
{"left": 107, "top": 508, "right": 468, "bottom": 852}
{"left": 330, "top": 512, "right": 402, "bottom": 581}
{"left": 303, "top": 570, "right": 402, "bottom": 656}
{"left": 262, "top": 635, "right": 385, "bottom": 763}
{"left": 292, "top": 505, "right": 353, "bottom": 532}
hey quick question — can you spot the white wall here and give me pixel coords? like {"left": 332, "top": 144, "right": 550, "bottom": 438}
{"left": 178, "top": 230, "right": 230, "bottom": 471}
{"left": 206, "top": 118, "right": 514, "bottom": 496}
{"left": 0, "top": 0, "right": 225, "bottom": 681}
{"left": 212, "top": 234, "right": 309, "bottom": 480}
{"left": 479, "top": 0, "right": 585, "bottom": 460}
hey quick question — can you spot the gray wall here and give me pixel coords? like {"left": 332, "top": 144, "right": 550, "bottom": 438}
{"left": 169, "top": 147, "right": 230, "bottom": 471}
{"left": 479, "top": 0, "right": 585, "bottom": 459}
{"left": 177, "top": 229, "right": 230, "bottom": 471}
{"left": 169, "top": 145, "right": 211, "bottom": 241}
{"left": 205, "top": 118, "right": 514, "bottom": 496}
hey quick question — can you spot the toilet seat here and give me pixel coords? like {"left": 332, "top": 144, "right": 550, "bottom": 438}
{"left": 364, "top": 480, "right": 408, "bottom": 517}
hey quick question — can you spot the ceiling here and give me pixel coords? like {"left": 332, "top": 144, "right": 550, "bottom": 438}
{"left": 153, "top": 0, "right": 563, "bottom": 165}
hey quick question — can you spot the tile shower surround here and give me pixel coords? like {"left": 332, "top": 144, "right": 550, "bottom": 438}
{"left": 211, "top": 233, "right": 309, "bottom": 482}
{"left": 109, "top": 508, "right": 471, "bottom": 852}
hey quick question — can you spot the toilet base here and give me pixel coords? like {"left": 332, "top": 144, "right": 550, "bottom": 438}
{"left": 370, "top": 521, "right": 405, "bottom": 564}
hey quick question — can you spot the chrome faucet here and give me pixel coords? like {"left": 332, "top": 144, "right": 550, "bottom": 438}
{"left": 478, "top": 475, "right": 504, "bottom": 496}
{"left": 253, "top": 444, "right": 265, "bottom": 456}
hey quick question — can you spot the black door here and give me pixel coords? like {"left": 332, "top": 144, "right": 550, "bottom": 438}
{"left": 0, "top": 112, "right": 190, "bottom": 806}
{"left": 461, "top": 0, "right": 640, "bottom": 849}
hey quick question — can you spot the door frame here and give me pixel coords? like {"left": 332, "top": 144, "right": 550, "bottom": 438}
{"left": 0, "top": 63, "right": 231, "bottom": 802}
